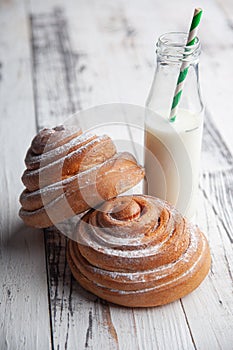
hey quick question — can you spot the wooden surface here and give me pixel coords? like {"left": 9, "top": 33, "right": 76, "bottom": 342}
{"left": 1, "top": 0, "right": 233, "bottom": 349}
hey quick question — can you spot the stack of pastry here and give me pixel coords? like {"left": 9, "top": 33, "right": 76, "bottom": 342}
{"left": 19, "top": 125, "right": 144, "bottom": 228}
{"left": 67, "top": 195, "right": 211, "bottom": 307}
{"left": 19, "top": 125, "right": 211, "bottom": 307}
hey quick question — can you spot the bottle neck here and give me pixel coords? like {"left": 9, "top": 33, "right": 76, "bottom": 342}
{"left": 146, "top": 32, "right": 203, "bottom": 118}
{"left": 156, "top": 32, "right": 201, "bottom": 65}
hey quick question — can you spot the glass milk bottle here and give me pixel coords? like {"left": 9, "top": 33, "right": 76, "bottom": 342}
{"left": 144, "top": 32, "right": 204, "bottom": 220}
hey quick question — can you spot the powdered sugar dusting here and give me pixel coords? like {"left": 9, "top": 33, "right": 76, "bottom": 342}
{"left": 78, "top": 196, "right": 180, "bottom": 257}
{"left": 25, "top": 134, "right": 110, "bottom": 177}
{"left": 26, "top": 132, "right": 94, "bottom": 166}
{"left": 71, "top": 219, "right": 207, "bottom": 295}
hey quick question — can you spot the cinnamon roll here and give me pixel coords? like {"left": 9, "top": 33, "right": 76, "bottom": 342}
{"left": 67, "top": 195, "right": 211, "bottom": 307}
{"left": 19, "top": 126, "right": 145, "bottom": 228}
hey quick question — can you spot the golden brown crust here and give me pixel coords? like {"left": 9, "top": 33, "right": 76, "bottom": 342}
{"left": 22, "top": 134, "right": 116, "bottom": 191}
{"left": 28, "top": 125, "right": 82, "bottom": 157}
{"left": 19, "top": 126, "right": 145, "bottom": 228}
{"left": 67, "top": 195, "right": 211, "bottom": 307}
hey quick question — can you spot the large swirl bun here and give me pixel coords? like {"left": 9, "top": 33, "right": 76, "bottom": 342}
{"left": 67, "top": 195, "right": 211, "bottom": 307}
{"left": 19, "top": 126, "right": 145, "bottom": 228}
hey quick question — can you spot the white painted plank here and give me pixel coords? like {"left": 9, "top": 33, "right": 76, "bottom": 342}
{"left": 28, "top": 7, "right": 138, "bottom": 350}
{"left": 196, "top": 0, "right": 233, "bottom": 155}
{"left": 0, "top": 1, "right": 51, "bottom": 349}
{"left": 183, "top": 169, "right": 233, "bottom": 350}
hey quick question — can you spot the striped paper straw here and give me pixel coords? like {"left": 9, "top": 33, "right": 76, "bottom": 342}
{"left": 169, "top": 8, "right": 203, "bottom": 122}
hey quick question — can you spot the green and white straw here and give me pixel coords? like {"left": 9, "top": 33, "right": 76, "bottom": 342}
{"left": 169, "top": 8, "right": 203, "bottom": 122}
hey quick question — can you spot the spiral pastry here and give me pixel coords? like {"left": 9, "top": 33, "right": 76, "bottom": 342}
{"left": 67, "top": 195, "right": 211, "bottom": 307}
{"left": 19, "top": 126, "right": 145, "bottom": 228}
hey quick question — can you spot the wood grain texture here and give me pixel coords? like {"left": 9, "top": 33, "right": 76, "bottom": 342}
{"left": 0, "top": 1, "right": 51, "bottom": 349}
{"left": 1, "top": 0, "right": 233, "bottom": 348}
{"left": 30, "top": 8, "right": 130, "bottom": 350}
{"left": 29, "top": 1, "right": 233, "bottom": 349}
{"left": 29, "top": 3, "right": 195, "bottom": 350}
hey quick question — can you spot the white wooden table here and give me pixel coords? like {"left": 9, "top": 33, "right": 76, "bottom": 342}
{"left": 1, "top": 0, "right": 233, "bottom": 349}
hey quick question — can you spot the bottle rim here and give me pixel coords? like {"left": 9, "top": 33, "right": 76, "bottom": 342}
{"left": 156, "top": 31, "right": 201, "bottom": 61}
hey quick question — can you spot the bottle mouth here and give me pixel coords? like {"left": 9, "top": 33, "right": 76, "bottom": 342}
{"left": 156, "top": 32, "right": 201, "bottom": 62}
